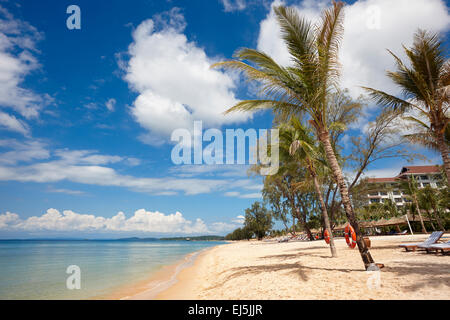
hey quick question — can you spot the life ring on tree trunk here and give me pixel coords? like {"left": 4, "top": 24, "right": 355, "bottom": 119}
{"left": 324, "top": 229, "right": 330, "bottom": 244}
{"left": 344, "top": 224, "right": 357, "bottom": 249}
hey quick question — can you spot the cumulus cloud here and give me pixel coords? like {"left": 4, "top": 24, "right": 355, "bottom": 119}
{"left": 0, "top": 5, "right": 51, "bottom": 132}
{"left": 232, "top": 215, "right": 245, "bottom": 224}
{"left": 0, "top": 208, "right": 209, "bottom": 234}
{"left": 257, "top": 0, "right": 450, "bottom": 99}
{"left": 0, "top": 208, "right": 246, "bottom": 235}
{"left": 123, "top": 8, "right": 250, "bottom": 144}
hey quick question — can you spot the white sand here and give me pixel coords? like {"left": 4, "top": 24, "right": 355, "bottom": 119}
{"left": 150, "top": 234, "right": 449, "bottom": 300}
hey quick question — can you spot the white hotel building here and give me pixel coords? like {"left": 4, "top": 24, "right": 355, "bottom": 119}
{"left": 366, "top": 165, "right": 444, "bottom": 210}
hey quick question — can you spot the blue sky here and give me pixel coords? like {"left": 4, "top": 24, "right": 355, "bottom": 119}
{"left": 0, "top": 0, "right": 448, "bottom": 238}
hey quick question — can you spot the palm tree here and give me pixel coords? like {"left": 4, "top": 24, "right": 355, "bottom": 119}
{"left": 418, "top": 186, "right": 445, "bottom": 231}
{"left": 363, "top": 30, "right": 450, "bottom": 183}
{"left": 213, "top": 2, "right": 375, "bottom": 268}
{"left": 279, "top": 118, "right": 337, "bottom": 257}
{"left": 399, "top": 176, "right": 427, "bottom": 233}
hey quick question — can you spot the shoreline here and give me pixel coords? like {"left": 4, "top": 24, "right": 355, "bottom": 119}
{"left": 104, "top": 243, "right": 229, "bottom": 300}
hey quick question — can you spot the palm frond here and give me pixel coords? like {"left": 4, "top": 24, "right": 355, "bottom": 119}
{"left": 361, "top": 86, "right": 414, "bottom": 112}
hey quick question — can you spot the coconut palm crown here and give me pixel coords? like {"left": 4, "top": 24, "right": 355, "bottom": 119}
{"left": 212, "top": 1, "right": 376, "bottom": 268}
{"left": 363, "top": 29, "right": 450, "bottom": 183}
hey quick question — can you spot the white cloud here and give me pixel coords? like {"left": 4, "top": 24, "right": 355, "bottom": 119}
{"left": 0, "top": 139, "right": 49, "bottom": 164}
{"left": 123, "top": 8, "right": 250, "bottom": 144}
{"left": 239, "top": 192, "right": 262, "bottom": 199}
{"left": 0, "top": 140, "right": 260, "bottom": 196}
{"left": 169, "top": 164, "right": 250, "bottom": 177}
{"left": 220, "top": 0, "right": 247, "bottom": 12}
{"left": 257, "top": 0, "right": 450, "bottom": 99}
{"left": 224, "top": 190, "right": 262, "bottom": 198}
{"left": 105, "top": 98, "right": 116, "bottom": 112}
{"left": 46, "top": 187, "right": 86, "bottom": 195}
{"left": 0, "top": 5, "right": 50, "bottom": 130}
{"left": 0, "top": 208, "right": 241, "bottom": 235}
{"left": 0, "top": 111, "right": 29, "bottom": 135}
{"left": 232, "top": 215, "right": 245, "bottom": 224}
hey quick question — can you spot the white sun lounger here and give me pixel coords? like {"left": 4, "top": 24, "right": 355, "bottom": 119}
{"left": 399, "top": 231, "right": 444, "bottom": 252}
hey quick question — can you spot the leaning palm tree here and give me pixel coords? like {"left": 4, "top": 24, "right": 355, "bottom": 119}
{"left": 363, "top": 30, "right": 450, "bottom": 183}
{"left": 279, "top": 118, "right": 337, "bottom": 257}
{"left": 213, "top": 2, "right": 375, "bottom": 268}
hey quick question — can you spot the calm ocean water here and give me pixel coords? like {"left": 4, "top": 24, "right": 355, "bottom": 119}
{"left": 0, "top": 240, "right": 225, "bottom": 300}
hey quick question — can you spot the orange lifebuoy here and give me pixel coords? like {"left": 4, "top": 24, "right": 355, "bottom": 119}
{"left": 324, "top": 229, "right": 330, "bottom": 244}
{"left": 315, "top": 234, "right": 319, "bottom": 240}
{"left": 344, "top": 224, "right": 357, "bottom": 249}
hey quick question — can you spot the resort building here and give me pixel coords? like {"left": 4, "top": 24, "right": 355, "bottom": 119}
{"left": 366, "top": 165, "right": 444, "bottom": 210}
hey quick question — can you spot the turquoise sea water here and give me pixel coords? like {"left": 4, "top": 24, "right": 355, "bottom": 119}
{"left": 0, "top": 240, "right": 225, "bottom": 300}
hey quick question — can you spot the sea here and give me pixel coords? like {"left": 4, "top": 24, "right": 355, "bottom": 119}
{"left": 0, "top": 239, "right": 226, "bottom": 299}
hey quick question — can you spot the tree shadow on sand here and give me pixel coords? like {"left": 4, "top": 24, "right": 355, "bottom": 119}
{"left": 384, "top": 261, "right": 450, "bottom": 291}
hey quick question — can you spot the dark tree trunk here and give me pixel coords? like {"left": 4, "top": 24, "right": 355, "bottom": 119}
{"left": 412, "top": 193, "right": 427, "bottom": 234}
{"left": 309, "top": 163, "right": 337, "bottom": 257}
{"left": 437, "top": 131, "right": 450, "bottom": 184}
{"left": 318, "top": 130, "right": 375, "bottom": 269}
{"left": 297, "top": 201, "right": 314, "bottom": 241}
{"left": 432, "top": 205, "right": 445, "bottom": 231}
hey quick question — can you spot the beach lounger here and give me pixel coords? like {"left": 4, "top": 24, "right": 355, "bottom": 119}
{"left": 398, "top": 231, "right": 444, "bottom": 252}
{"left": 422, "top": 241, "right": 450, "bottom": 254}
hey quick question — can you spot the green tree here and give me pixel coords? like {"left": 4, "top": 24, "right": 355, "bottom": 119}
{"left": 245, "top": 202, "right": 273, "bottom": 240}
{"left": 363, "top": 30, "right": 450, "bottom": 183}
{"left": 279, "top": 118, "right": 337, "bottom": 257}
{"left": 213, "top": 2, "right": 375, "bottom": 268}
{"left": 418, "top": 186, "right": 445, "bottom": 230}
{"left": 399, "top": 176, "right": 427, "bottom": 233}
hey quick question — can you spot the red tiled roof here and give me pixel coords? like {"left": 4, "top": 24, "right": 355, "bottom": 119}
{"left": 398, "top": 165, "right": 441, "bottom": 176}
{"left": 367, "top": 177, "right": 399, "bottom": 183}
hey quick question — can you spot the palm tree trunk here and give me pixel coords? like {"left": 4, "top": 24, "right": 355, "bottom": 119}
{"left": 425, "top": 209, "right": 436, "bottom": 231}
{"left": 412, "top": 193, "right": 427, "bottom": 234}
{"left": 437, "top": 132, "right": 450, "bottom": 184}
{"left": 297, "top": 202, "right": 314, "bottom": 241}
{"left": 309, "top": 163, "right": 337, "bottom": 257}
{"left": 318, "top": 130, "right": 374, "bottom": 269}
{"left": 432, "top": 205, "right": 445, "bottom": 231}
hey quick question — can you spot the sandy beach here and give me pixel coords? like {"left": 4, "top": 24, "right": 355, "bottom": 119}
{"left": 121, "top": 234, "right": 450, "bottom": 300}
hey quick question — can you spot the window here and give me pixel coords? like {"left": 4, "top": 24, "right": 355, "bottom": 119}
{"left": 403, "top": 198, "right": 412, "bottom": 203}
{"left": 420, "top": 175, "right": 428, "bottom": 180}
{"left": 369, "top": 192, "right": 378, "bottom": 196}
{"left": 395, "top": 198, "right": 402, "bottom": 203}
{"left": 380, "top": 191, "right": 388, "bottom": 196}
{"left": 370, "top": 199, "right": 380, "bottom": 203}
{"left": 393, "top": 190, "right": 400, "bottom": 195}
{"left": 422, "top": 183, "right": 430, "bottom": 187}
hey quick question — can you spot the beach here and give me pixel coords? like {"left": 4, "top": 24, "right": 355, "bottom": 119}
{"left": 123, "top": 234, "right": 449, "bottom": 300}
